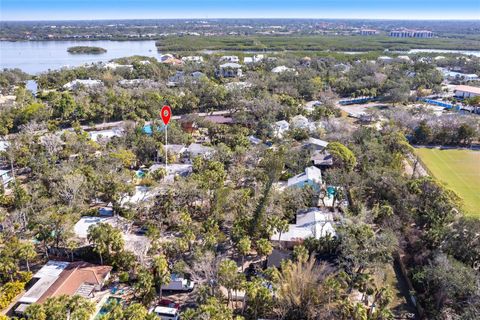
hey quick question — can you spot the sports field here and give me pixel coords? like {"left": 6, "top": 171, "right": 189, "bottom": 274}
{"left": 416, "top": 148, "right": 480, "bottom": 217}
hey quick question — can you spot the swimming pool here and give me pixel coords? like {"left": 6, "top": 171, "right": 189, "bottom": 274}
{"left": 95, "top": 296, "right": 123, "bottom": 319}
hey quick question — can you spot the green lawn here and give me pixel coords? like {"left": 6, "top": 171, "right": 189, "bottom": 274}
{"left": 416, "top": 148, "right": 480, "bottom": 217}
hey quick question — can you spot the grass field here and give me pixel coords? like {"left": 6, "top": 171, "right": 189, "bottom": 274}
{"left": 416, "top": 148, "right": 480, "bottom": 217}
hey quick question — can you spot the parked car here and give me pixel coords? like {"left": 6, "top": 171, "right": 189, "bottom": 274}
{"left": 149, "top": 306, "right": 179, "bottom": 320}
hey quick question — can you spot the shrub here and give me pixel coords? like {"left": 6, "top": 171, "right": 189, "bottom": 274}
{"left": 119, "top": 271, "right": 130, "bottom": 283}
{"left": 0, "top": 281, "right": 26, "bottom": 310}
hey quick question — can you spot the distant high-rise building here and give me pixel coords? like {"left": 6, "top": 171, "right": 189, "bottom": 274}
{"left": 389, "top": 30, "right": 433, "bottom": 38}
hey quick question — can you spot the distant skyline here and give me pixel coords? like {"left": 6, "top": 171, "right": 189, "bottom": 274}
{"left": 1, "top": 0, "right": 480, "bottom": 21}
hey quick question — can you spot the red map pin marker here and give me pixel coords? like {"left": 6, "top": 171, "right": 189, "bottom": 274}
{"left": 161, "top": 105, "right": 171, "bottom": 125}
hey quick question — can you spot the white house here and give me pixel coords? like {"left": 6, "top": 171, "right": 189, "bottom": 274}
{"left": 120, "top": 186, "right": 154, "bottom": 206}
{"left": 224, "top": 81, "right": 252, "bottom": 91}
{"left": 148, "top": 163, "right": 193, "bottom": 182}
{"left": 271, "top": 209, "right": 337, "bottom": 248}
{"left": 0, "top": 169, "right": 13, "bottom": 187}
{"left": 377, "top": 56, "right": 394, "bottom": 63}
{"left": 311, "top": 150, "right": 333, "bottom": 166}
{"left": 272, "top": 120, "right": 290, "bottom": 138}
{"left": 304, "top": 137, "right": 329, "bottom": 151}
{"left": 0, "top": 140, "right": 9, "bottom": 159}
{"left": 216, "top": 63, "right": 243, "bottom": 78}
{"left": 397, "top": 55, "right": 411, "bottom": 62}
{"left": 187, "top": 143, "right": 214, "bottom": 159}
{"left": 442, "top": 70, "right": 479, "bottom": 82}
{"left": 103, "top": 62, "right": 133, "bottom": 71}
{"left": 63, "top": 79, "right": 103, "bottom": 90}
{"left": 159, "top": 54, "right": 175, "bottom": 62}
{"left": 74, "top": 216, "right": 131, "bottom": 239}
{"left": 182, "top": 56, "right": 204, "bottom": 63}
{"left": 272, "top": 66, "right": 295, "bottom": 73}
{"left": 244, "top": 55, "right": 264, "bottom": 64}
{"left": 287, "top": 166, "right": 322, "bottom": 190}
{"left": 89, "top": 128, "right": 123, "bottom": 142}
{"left": 304, "top": 100, "right": 321, "bottom": 113}
{"left": 248, "top": 135, "right": 262, "bottom": 145}
{"left": 220, "top": 55, "right": 240, "bottom": 63}
{"left": 74, "top": 215, "right": 151, "bottom": 259}
{"left": 290, "top": 115, "right": 310, "bottom": 130}
{"left": 118, "top": 79, "right": 157, "bottom": 87}
{"left": 454, "top": 85, "right": 480, "bottom": 98}
{"left": 191, "top": 71, "right": 205, "bottom": 79}
{"left": 161, "top": 144, "right": 187, "bottom": 158}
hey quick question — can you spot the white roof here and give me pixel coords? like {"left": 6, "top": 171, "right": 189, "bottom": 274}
{"left": 455, "top": 85, "right": 480, "bottom": 95}
{"left": 104, "top": 62, "right": 133, "bottom": 70}
{"left": 272, "top": 66, "right": 294, "bottom": 73}
{"left": 305, "top": 100, "right": 321, "bottom": 111}
{"left": 220, "top": 55, "right": 239, "bottom": 62}
{"left": 121, "top": 186, "right": 153, "bottom": 205}
{"left": 248, "top": 135, "right": 262, "bottom": 145}
{"left": 0, "top": 140, "right": 9, "bottom": 152}
{"left": 153, "top": 306, "right": 178, "bottom": 314}
{"left": 274, "top": 120, "right": 290, "bottom": 130}
{"left": 290, "top": 115, "right": 310, "bottom": 129}
{"left": 74, "top": 216, "right": 128, "bottom": 239}
{"left": 164, "top": 144, "right": 187, "bottom": 154}
{"left": 225, "top": 82, "right": 252, "bottom": 90}
{"left": 244, "top": 57, "right": 254, "bottom": 63}
{"left": 220, "top": 62, "right": 242, "bottom": 69}
{"left": 191, "top": 71, "right": 205, "bottom": 78}
{"left": 187, "top": 143, "right": 214, "bottom": 157}
{"left": 19, "top": 261, "right": 69, "bottom": 304}
{"left": 244, "top": 55, "right": 264, "bottom": 64}
{"left": 160, "top": 54, "right": 174, "bottom": 61}
{"left": 271, "top": 209, "right": 336, "bottom": 242}
{"left": 287, "top": 166, "right": 322, "bottom": 187}
{"left": 118, "top": 79, "right": 157, "bottom": 86}
{"left": 306, "top": 137, "right": 329, "bottom": 148}
{"left": 182, "top": 56, "right": 203, "bottom": 62}
{"left": 63, "top": 79, "right": 102, "bottom": 89}
{"left": 89, "top": 128, "right": 123, "bottom": 142}
{"left": 149, "top": 163, "right": 192, "bottom": 179}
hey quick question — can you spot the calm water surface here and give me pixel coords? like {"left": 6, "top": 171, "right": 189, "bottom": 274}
{"left": 0, "top": 40, "right": 161, "bottom": 74}
{"left": 1, "top": 40, "right": 479, "bottom": 75}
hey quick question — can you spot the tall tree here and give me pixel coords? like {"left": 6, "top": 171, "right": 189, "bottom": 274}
{"left": 18, "top": 241, "right": 37, "bottom": 272}
{"left": 152, "top": 254, "right": 171, "bottom": 299}
{"left": 87, "top": 223, "right": 124, "bottom": 265}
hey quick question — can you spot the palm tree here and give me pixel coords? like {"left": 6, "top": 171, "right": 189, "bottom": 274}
{"left": 275, "top": 258, "right": 331, "bottom": 319}
{"left": 218, "top": 259, "right": 239, "bottom": 306}
{"left": 152, "top": 254, "right": 170, "bottom": 299}
{"left": 18, "top": 241, "right": 36, "bottom": 272}
{"left": 87, "top": 223, "right": 124, "bottom": 265}
{"left": 237, "top": 236, "right": 251, "bottom": 271}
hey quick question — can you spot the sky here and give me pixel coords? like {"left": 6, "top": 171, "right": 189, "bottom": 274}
{"left": 1, "top": 0, "right": 479, "bottom": 21}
